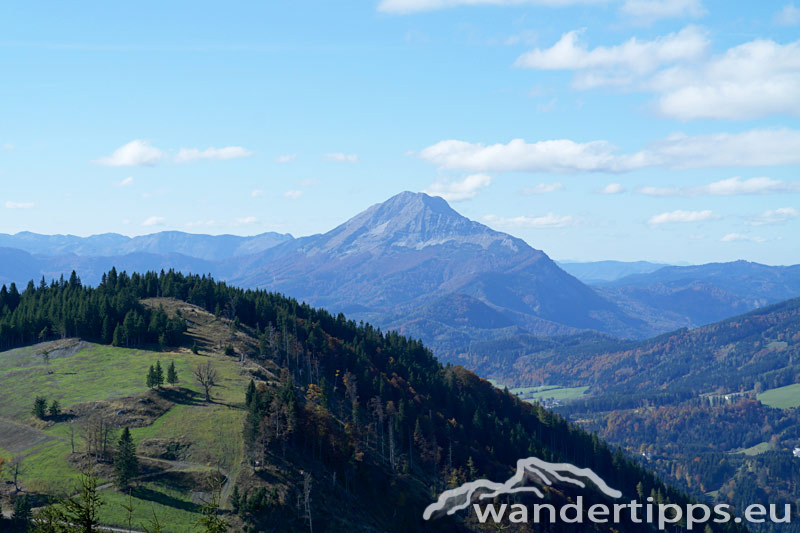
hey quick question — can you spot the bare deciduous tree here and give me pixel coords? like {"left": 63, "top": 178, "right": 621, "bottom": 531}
{"left": 80, "top": 415, "right": 113, "bottom": 462}
{"left": 193, "top": 361, "right": 218, "bottom": 402}
{"left": 9, "top": 455, "right": 23, "bottom": 493}
{"left": 69, "top": 421, "right": 75, "bottom": 453}
{"left": 302, "top": 471, "right": 313, "bottom": 533}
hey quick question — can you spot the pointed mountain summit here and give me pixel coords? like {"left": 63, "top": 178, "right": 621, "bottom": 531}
{"left": 307, "top": 191, "right": 522, "bottom": 255}
{"left": 231, "top": 192, "right": 649, "bottom": 343}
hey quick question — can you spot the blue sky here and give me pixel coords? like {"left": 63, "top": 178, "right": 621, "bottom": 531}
{"left": 1, "top": 1, "right": 799, "bottom": 264}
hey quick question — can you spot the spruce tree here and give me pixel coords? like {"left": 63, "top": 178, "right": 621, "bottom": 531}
{"left": 155, "top": 360, "right": 164, "bottom": 388}
{"left": 245, "top": 379, "right": 256, "bottom": 407}
{"left": 146, "top": 365, "right": 156, "bottom": 388}
{"left": 112, "top": 324, "right": 124, "bottom": 347}
{"left": 230, "top": 485, "right": 240, "bottom": 514}
{"left": 61, "top": 470, "right": 104, "bottom": 531}
{"left": 114, "top": 427, "right": 138, "bottom": 488}
{"left": 32, "top": 396, "right": 47, "bottom": 419}
{"left": 12, "top": 493, "right": 32, "bottom": 529}
{"left": 167, "top": 361, "right": 178, "bottom": 386}
{"left": 48, "top": 399, "right": 61, "bottom": 418}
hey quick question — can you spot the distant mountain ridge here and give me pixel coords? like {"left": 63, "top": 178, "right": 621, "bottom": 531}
{"left": 597, "top": 260, "right": 800, "bottom": 330}
{"left": 557, "top": 260, "right": 671, "bottom": 283}
{"left": 0, "top": 230, "right": 293, "bottom": 261}
{"left": 1, "top": 192, "right": 799, "bottom": 351}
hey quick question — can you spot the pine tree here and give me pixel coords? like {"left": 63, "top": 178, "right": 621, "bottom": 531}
{"left": 230, "top": 485, "right": 241, "bottom": 514}
{"left": 155, "top": 360, "right": 164, "bottom": 388}
{"left": 196, "top": 489, "right": 228, "bottom": 533}
{"left": 112, "top": 324, "right": 124, "bottom": 347}
{"left": 114, "top": 427, "right": 138, "bottom": 488}
{"left": 245, "top": 379, "right": 256, "bottom": 407}
{"left": 32, "top": 396, "right": 47, "bottom": 419}
{"left": 12, "top": 493, "right": 32, "bottom": 529}
{"left": 146, "top": 365, "right": 156, "bottom": 388}
{"left": 61, "top": 469, "right": 104, "bottom": 532}
{"left": 167, "top": 361, "right": 178, "bottom": 386}
{"left": 48, "top": 399, "right": 61, "bottom": 418}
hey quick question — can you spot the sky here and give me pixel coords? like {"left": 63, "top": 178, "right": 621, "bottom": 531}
{"left": 1, "top": 1, "right": 799, "bottom": 265}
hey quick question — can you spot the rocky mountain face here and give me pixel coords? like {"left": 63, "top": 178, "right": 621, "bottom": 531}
{"left": 228, "top": 192, "right": 650, "bottom": 341}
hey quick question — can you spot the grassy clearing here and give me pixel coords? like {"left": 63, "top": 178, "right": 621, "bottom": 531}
{"left": 487, "top": 382, "right": 589, "bottom": 403}
{"left": 733, "top": 442, "right": 772, "bottom": 456}
{"left": 0, "top": 342, "right": 217, "bottom": 423}
{"left": 516, "top": 386, "right": 589, "bottom": 402}
{"left": 0, "top": 340, "right": 251, "bottom": 425}
{"left": 99, "top": 482, "right": 202, "bottom": 533}
{"left": 758, "top": 383, "right": 800, "bottom": 409}
{"left": 0, "top": 335, "right": 251, "bottom": 529}
{"left": 509, "top": 385, "right": 560, "bottom": 395}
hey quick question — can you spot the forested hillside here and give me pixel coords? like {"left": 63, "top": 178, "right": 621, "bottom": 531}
{"left": 452, "top": 299, "right": 800, "bottom": 532}
{"left": 0, "top": 269, "right": 749, "bottom": 532}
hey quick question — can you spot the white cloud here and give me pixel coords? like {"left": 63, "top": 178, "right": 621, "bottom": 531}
{"left": 515, "top": 26, "right": 708, "bottom": 87}
{"left": 142, "top": 216, "right": 166, "bottom": 227}
{"left": 653, "top": 38, "right": 800, "bottom": 119}
{"left": 325, "top": 153, "right": 359, "bottom": 163}
{"left": 521, "top": 182, "right": 563, "bottom": 195}
{"left": 284, "top": 190, "right": 303, "bottom": 200}
{"left": 377, "top": 0, "right": 606, "bottom": 14}
{"left": 721, "top": 233, "right": 765, "bottom": 243}
{"left": 251, "top": 189, "right": 264, "bottom": 198}
{"left": 483, "top": 212, "right": 574, "bottom": 228}
{"left": 648, "top": 209, "right": 716, "bottom": 225}
{"left": 1, "top": 143, "right": 13, "bottom": 151}
{"left": 298, "top": 178, "right": 322, "bottom": 187}
{"left": 620, "top": 0, "right": 706, "bottom": 23}
{"left": 748, "top": 207, "right": 800, "bottom": 226}
{"left": 599, "top": 183, "right": 625, "bottom": 194}
{"left": 424, "top": 173, "right": 492, "bottom": 201}
{"left": 775, "top": 3, "right": 800, "bottom": 26}
{"left": 235, "top": 216, "right": 258, "bottom": 225}
{"left": 638, "top": 177, "right": 800, "bottom": 197}
{"left": 516, "top": 25, "right": 800, "bottom": 120}
{"left": 276, "top": 154, "right": 297, "bottom": 163}
{"left": 419, "top": 129, "right": 800, "bottom": 174}
{"left": 95, "top": 140, "right": 166, "bottom": 167}
{"left": 648, "top": 129, "right": 800, "bottom": 168}
{"left": 420, "top": 138, "right": 649, "bottom": 173}
{"left": 117, "top": 177, "right": 134, "bottom": 187}
{"left": 5, "top": 201, "right": 34, "bottom": 209}
{"left": 175, "top": 146, "right": 252, "bottom": 163}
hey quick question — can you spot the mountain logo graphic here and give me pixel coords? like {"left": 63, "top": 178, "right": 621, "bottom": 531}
{"left": 423, "top": 457, "right": 622, "bottom": 520}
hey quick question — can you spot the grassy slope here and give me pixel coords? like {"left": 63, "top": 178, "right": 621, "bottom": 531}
{"left": 758, "top": 383, "right": 800, "bottom": 409}
{"left": 0, "top": 300, "right": 259, "bottom": 531}
{"left": 487, "top": 382, "right": 589, "bottom": 403}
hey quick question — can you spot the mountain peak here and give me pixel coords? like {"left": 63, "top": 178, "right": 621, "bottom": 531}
{"left": 381, "top": 190, "right": 454, "bottom": 214}
{"left": 305, "top": 191, "right": 525, "bottom": 256}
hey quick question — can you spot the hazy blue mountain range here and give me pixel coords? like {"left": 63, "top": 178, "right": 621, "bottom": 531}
{"left": 596, "top": 261, "right": 800, "bottom": 330}
{"left": 0, "top": 230, "right": 292, "bottom": 260}
{"left": 557, "top": 260, "right": 671, "bottom": 283}
{"left": 1, "top": 192, "right": 799, "bottom": 350}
